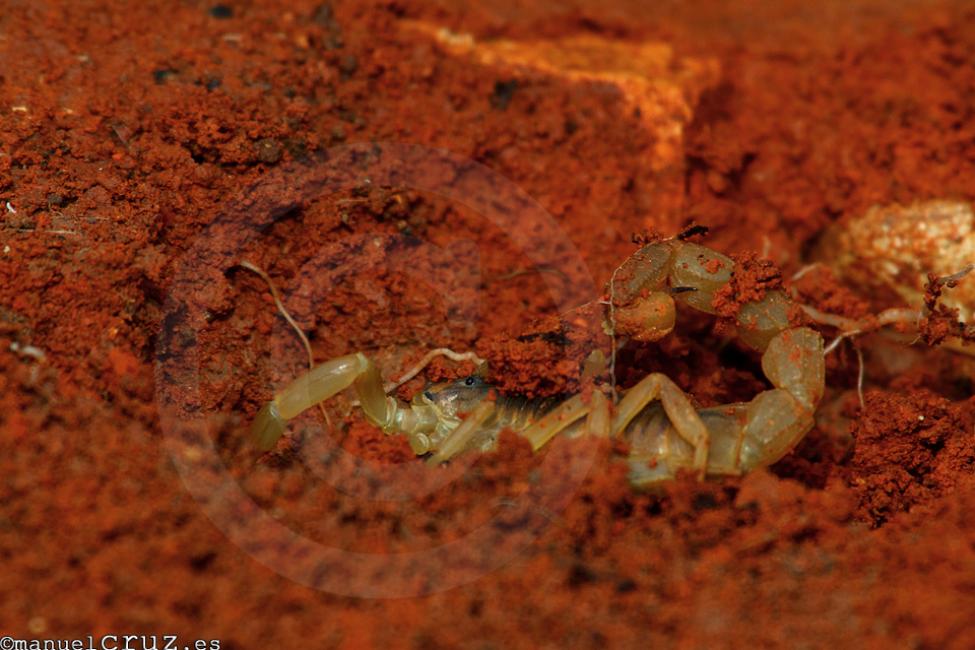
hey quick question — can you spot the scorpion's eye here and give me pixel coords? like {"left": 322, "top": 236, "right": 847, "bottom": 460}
{"left": 464, "top": 376, "right": 477, "bottom": 387}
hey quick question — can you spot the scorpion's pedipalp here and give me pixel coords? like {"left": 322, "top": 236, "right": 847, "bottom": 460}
{"left": 352, "top": 356, "right": 391, "bottom": 428}
{"left": 252, "top": 401, "right": 287, "bottom": 451}
{"left": 251, "top": 352, "right": 394, "bottom": 450}
{"left": 252, "top": 353, "right": 366, "bottom": 450}
{"left": 274, "top": 354, "right": 369, "bottom": 419}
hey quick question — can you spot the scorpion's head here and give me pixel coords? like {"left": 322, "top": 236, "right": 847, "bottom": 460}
{"left": 420, "top": 374, "right": 492, "bottom": 419}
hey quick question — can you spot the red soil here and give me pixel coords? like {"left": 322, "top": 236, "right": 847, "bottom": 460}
{"left": 2, "top": 0, "right": 975, "bottom": 647}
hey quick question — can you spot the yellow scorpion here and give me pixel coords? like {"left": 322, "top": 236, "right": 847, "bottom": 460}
{"left": 250, "top": 229, "right": 844, "bottom": 487}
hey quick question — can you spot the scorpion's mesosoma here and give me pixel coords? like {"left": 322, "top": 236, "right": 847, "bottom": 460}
{"left": 250, "top": 235, "right": 826, "bottom": 486}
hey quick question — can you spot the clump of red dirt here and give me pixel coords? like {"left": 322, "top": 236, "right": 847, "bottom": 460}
{"left": 3, "top": 0, "right": 975, "bottom": 647}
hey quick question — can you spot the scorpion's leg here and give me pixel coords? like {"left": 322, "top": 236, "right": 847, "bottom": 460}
{"left": 510, "top": 388, "right": 614, "bottom": 452}
{"left": 579, "top": 350, "right": 614, "bottom": 438}
{"left": 251, "top": 352, "right": 391, "bottom": 450}
{"left": 611, "top": 374, "right": 710, "bottom": 478}
{"left": 586, "top": 390, "right": 612, "bottom": 437}
{"left": 521, "top": 395, "right": 591, "bottom": 451}
{"left": 426, "top": 399, "right": 497, "bottom": 464}
{"left": 623, "top": 330, "right": 825, "bottom": 487}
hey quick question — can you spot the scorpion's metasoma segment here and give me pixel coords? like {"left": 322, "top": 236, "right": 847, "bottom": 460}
{"left": 252, "top": 236, "right": 825, "bottom": 486}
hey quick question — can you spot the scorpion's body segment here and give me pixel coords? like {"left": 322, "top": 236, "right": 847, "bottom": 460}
{"left": 252, "top": 237, "right": 826, "bottom": 486}
{"left": 415, "top": 351, "right": 822, "bottom": 484}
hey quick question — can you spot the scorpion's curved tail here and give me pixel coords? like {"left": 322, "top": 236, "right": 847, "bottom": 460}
{"left": 515, "top": 238, "right": 826, "bottom": 485}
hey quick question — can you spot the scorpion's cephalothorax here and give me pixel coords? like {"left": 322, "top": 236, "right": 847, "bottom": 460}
{"left": 389, "top": 374, "right": 566, "bottom": 454}
{"left": 380, "top": 374, "right": 493, "bottom": 454}
{"left": 423, "top": 375, "right": 566, "bottom": 439}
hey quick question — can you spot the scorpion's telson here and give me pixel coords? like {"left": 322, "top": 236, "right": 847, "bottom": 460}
{"left": 250, "top": 235, "right": 836, "bottom": 486}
